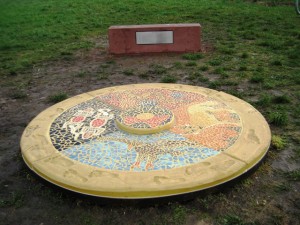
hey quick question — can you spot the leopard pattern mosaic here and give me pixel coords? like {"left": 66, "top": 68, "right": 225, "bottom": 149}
{"left": 116, "top": 100, "right": 174, "bottom": 130}
{"left": 50, "top": 88, "right": 242, "bottom": 171}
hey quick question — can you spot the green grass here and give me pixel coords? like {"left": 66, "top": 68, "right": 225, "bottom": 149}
{"left": 241, "top": 52, "right": 249, "bottom": 59}
{"left": 148, "top": 64, "right": 167, "bottom": 75}
{"left": 0, "top": 0, "right": 298, "bottom": 78}
{"left": 74, "top": 71, "right": 87, "bottom": 78}
{"left": 214, "top": 67, "right": 225, "bottom": 75}
{"left": 272, "top": 95, "right": 291, "bottom": 104}
{"left": 172, "top": 205, "right": 187, "bottom": 225}
{"left": 182, "top": 53, "right": 204, "bottom": 60}
{"left": 273, "top": 183, "right": 291, "bottom": 192}
{"left": 97, "top": 72, "right": 109, "bottom": 80}
{"left": 48, "top": 92, "right": 68, "bottom": 103}
{"left": 9, "top": 90, "right": 27, "bottom": 99}
{"left": 185, "top": 61, "right": 197, "bottom": 67}
{"left": 208, "top": 58, "right": 222, "bottom": 66}
{"left": 208, "top": 81, "right": 221, "bottom": 89}
{"left": 271, "top": 135, "right": 286, "bottom": 150}
{"left": 250, "top": 74, "right": 265, "bottom": 83}
{"left": 123, "top": 69, "right": 134, "bottom": 76}
{"left": 188, "top": 71, "right": 201, "bottom": 81}
{"left": 221, "top": 214, "right": 244, "bottom": 225}
{"left": 199, "top": 65, "right": 209, "bottom": 71}
{"left": 268, "top": 111, "right": 289, "bottom": 126}
{"left": 172, "top": 62, "right": 184, "bottom": 69}
{"left": 0, "top": 191, "right": 25, "bottom": 208}
{"left": 256, "top": 94, "right": 272, "bottom": 107}
{"left": 284, "top": 169, "right": 300, "bottom": 181}
{"left": 271, "top": 59, "right": 283, "bottom": 66}
{"left": 161, "top": 74, "right": 177, "bottom": 83}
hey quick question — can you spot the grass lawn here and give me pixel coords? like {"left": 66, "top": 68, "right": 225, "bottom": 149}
{"left": 0, "top": 0, "right": 300, "bottom": 225}
{"left": 0, "top": 0, "right": 298, "bottom": 76}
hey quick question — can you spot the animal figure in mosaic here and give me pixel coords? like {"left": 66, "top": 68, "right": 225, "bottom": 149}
{"left": 186, "top": 124, "right": 241, "bottom": 151}
{"left": 130, "top": 140, "right": 197, "bottom": 170}
{"left": 62, "top": 108, "right": 95, "bottom": 140}
{"left": 79, "top": 108, "right": 114, "bottom": 140}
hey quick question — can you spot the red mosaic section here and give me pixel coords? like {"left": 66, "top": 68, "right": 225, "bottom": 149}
{"left": 72, "top": 116, "right": 85, "bottom": 123}
{"left": 91, "top": 119, "right": 106, "bottom": 127}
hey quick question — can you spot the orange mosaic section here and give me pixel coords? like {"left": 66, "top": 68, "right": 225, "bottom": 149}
{"left": 185, "top": 124, "right": 241, "bottom": 151}
{"left": 171, "top": 101, "right": 242, "bottom": 151}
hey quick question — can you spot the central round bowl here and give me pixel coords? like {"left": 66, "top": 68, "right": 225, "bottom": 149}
{"left": 115, "top": 106, "right": 175, "bottom": 134}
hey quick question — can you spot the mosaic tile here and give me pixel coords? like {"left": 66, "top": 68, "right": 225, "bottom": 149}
{"left": 116, "top": 101, "right": 174, "bottom": 134}
{"left": 50, "top": 98, "right": 119, "bottom": 150}
{"left": 50, "top": 88, "right": 243, "bottom": 171}
{"left": 62, "top": 140, "right": 218, "bottom": 171}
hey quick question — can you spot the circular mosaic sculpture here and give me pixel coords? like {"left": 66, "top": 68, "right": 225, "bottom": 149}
{"left": 21, "top": 84, "right": 271, "bottom": 199}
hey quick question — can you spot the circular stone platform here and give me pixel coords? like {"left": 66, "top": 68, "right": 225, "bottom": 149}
{"left": 21, "top": 84, "right": 271, "bottom": 199}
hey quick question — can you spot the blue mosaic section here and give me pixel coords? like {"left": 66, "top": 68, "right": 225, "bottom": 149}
{"left": 62, "top": 138, "right": 219, "bottom": 172}
{"left": 150, "top": 147, "right": 218, "bottom": 171}
{"left": 62, "top": 141, "right": 136, "bottom": 170}
{"left": 104, "top": 131, "right": 186, "bottom": 143}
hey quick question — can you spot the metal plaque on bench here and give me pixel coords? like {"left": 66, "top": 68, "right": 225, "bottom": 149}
{"left": 136, "top": 31, "right": 173, "bottom": 45}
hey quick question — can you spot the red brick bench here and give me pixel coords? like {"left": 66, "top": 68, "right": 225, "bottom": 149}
{"left": 108, "top": 23, "right": 201, "bottom": 54}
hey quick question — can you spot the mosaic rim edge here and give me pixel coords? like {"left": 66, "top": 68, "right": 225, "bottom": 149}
{"left": 22, "top": 147, "right": 270, "bottom": 199}
{"left": 20, "top": 83, "right": 271, "bottom": 199}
